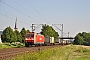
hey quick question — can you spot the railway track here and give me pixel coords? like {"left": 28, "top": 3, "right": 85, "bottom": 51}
{"left": 0, "top": 45, "right": 60, "bottom": 60}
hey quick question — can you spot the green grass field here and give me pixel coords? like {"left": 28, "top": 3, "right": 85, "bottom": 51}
{"left": 0, "top": 43, "right": 24, "bottom": 49}
{"left": 10, "top": 45, "right": 90, "bottom": 60}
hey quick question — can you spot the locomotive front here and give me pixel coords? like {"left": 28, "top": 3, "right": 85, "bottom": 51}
{"left": 25, "top": 32, "right": 35, "bottom": 47}
{"left": 25, "top": 32, "right": 44, "bottom": 47}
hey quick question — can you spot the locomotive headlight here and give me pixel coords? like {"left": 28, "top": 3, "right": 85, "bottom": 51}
{"left": 31, "top": 38, "right": 34, "bottom": 40}
{"left": 25, "top": 38, "right": 28, "bottom": 40}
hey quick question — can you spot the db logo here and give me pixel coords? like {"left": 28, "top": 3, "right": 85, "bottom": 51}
{"left": 40, "top": 38, "right": 42, "bottom": 40}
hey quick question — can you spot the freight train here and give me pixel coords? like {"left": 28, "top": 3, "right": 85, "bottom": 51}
{"left": 24, "top": 32, "right": 69, "bottom": 47}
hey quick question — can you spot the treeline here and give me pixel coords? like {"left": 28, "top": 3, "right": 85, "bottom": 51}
{"left": 1, "top": 26, "right": 30, "bottom": 43}
{"left": 74, "top": 32, "right": 90, "bottom": 46}
{"left": 1, "top": 25, "right": 59, "bottom": 43}
{"left": 2, "top": 26, "right": 90, "bottom": 46}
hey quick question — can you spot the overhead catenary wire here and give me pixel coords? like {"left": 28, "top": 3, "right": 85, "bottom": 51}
{"left": 52, "top": 24, "right": 68, "bottom": 37}
{"left": 0, "top": 11, "right": 30, "bottom": 25}
{"left": 11, "top": 0, "right": 35, "bottom": 17}
{"left": 27, "top": 0, "right": 44, "bottom": 17}
{"left": 0, "top": 13, "right": 30, "bottom": 25}
{"left": 0, "top": 0, "right": 68, "bottom": 35}
{"left": 0, "top": 0, "right": 48, "bottom": 22}
{"left": 1, "top": 10, "right": 31, "bottom": 24}
{"left": 0, "top": 0, "right": 47, "bottom": 32}
{"left": 11, "top": 0, "right": 41, "bottom": 23}
{"left": 0, "top": 0, "right": 39, "bottom": 23}
{"left": 24, "top": 0, "right": 69, "bottom": 36}
{"left": 25, "top": 0, "right": 47, "bottom": 23}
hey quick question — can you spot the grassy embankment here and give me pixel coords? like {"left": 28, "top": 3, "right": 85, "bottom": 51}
{"left": 0, "top": 43, "right": 24, "bottom": 49}
{"left": 10, "top": 45, "right": 90, "bottom": 60}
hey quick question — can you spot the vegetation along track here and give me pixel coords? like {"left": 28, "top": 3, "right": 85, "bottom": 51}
{"left": 0, "top": 45, "right": 60, "bottom": 60}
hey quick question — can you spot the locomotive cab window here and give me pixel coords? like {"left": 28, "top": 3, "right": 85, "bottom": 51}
{"left": 31, "top": 34, "right": 34, "bottom": 37}
{"left": 25, "top": 34, "right": 34, "bottom": 37}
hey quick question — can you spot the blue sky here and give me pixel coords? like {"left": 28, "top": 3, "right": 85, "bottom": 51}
{"left": 0, "top": 0, "right": 90, "bottom": 37}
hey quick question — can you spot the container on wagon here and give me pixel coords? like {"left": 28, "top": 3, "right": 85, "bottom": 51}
{"left": 61, "top": 40, "right": 66, "bottom": 45}
{"left": 44, "top": 37, "right": 54, "bottom": 45}
{"left": 55, "top": 38, "right": 61, "bottom": 45}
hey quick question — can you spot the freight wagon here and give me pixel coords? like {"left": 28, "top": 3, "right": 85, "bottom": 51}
{"left": 61, "top": 40, "right": 66, "bottom": 45}
{"left": 55, "top": 38, "right": 61, "bottom": 45}
{"left": 44, "top": 37, "right": 54, "bottom": 46}
{"left": 25, "top": 32, "right": 44, "bottom": 47}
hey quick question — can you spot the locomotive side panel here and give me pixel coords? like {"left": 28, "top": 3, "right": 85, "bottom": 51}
{"left": 35, "top": 35, "right": 44, "bottom": 45}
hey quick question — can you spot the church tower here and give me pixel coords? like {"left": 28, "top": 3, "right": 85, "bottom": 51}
{"left": 14, "top": 18, "right": 18, "bottom": 31}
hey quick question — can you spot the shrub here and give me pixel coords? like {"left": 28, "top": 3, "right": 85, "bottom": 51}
{"left": 82, "top": 48, "right": 89, "bottom": 52}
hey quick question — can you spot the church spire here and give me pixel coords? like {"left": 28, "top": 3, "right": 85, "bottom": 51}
{"left": 14, "top": 18, "right": 18, "bottom": 31}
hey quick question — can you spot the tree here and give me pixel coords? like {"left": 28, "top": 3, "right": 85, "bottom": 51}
{"left": 26, "top": 30, "right": 30, "bottom": 33}
{"left": 74, "top": 32, "right": 90, "bottom": 46}
{"left": 74, "top": 34, "right": 84, "bottom": 45}
{"left": 40, "top": 24, "right": 59, "bottom": 39}
{"left": 20, "top": 27, "right": 26, "bottom": 43}
{"left": 1, "top": 26, "right": 17, "bottom": 43}
{"left": 87, "top": 33, "right": 90, "bottom": 45}
{"left": 14, "top": 30, "right": 22, "bottom": 42}
{"left": 82, "top": 32, "right": 90, "bottom": 45}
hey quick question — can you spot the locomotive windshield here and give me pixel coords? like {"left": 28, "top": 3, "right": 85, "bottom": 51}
{"left": 25, "top": 34, "right": 34, "bottom": 37}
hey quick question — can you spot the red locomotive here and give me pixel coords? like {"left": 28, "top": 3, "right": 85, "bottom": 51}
{"left": 24, "top": 32, "right": 44, "bottom": 47}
